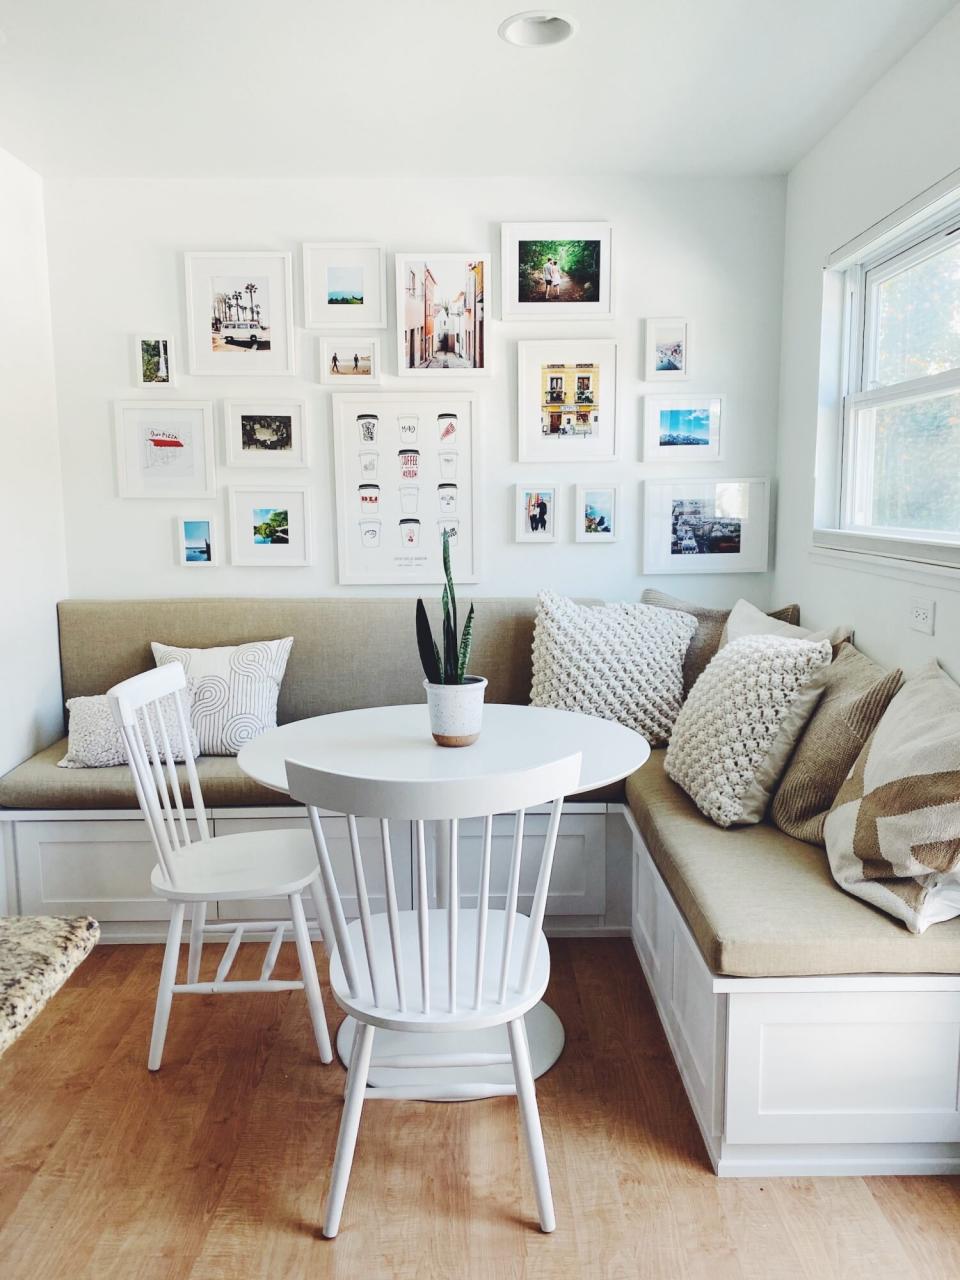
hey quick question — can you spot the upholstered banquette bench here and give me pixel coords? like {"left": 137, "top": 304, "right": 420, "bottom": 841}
{"left": 2, "top": 596, "right": 959, "bottom": 1177}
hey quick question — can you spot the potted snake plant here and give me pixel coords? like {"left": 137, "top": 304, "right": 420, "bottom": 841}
{"left": 415, "top": 530, "right": 485, "bottom": 747}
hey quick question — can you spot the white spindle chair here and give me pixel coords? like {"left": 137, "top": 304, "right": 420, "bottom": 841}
{"left": 286, "top": 750, "right": 583, "bottom": 1238}
{"left": 107, "top": 663, "right": 333, "bottom": 1071}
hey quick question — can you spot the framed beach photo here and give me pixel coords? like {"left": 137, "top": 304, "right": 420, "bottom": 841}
{"left": 644, "top": 318, "right": 689, "bottom": 381}
{"left": 642, "top": 478, "right": 770, "bottom": 574}
{"left": 575, "top": 485, "right": 619, "bottom": 543}
{"left": 134, "top": 335, "right": 176, "bottom": 387}
{"left": 184, "top": 251, "right": 295, "bottom": 376}
{"left": 515, "top": 484, "right": 559, "bottom": 543}
{"left": 395, "top": 253, "right": 490, "bottom": 376}
{"left": 175, "top": 516, "right": 217, "bottom": 567}
{"left": 517, "top": 339, "right": 618, "bottom": 462}
{"left": 223, "top": 400, "right": 309, "bottom": 468}
{"left": 643, "top": 394, "right": 723, "bottom": 461}
{"left": 114, "top": 400, "right": 216, "bottom": 499}
{"left": 320, "top": 338, "right": 381, "bottom": 385}
{"left": 302, "top": 242, "right": 387, "bottom": 329}
{"left": 227, "top": 485, "right": 312, "bottom": 567}
{"left": 501, "top": 222, "right": 613, "bottom": 320}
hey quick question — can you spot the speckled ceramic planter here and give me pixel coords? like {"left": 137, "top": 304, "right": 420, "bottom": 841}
{"left": 423, "top": 675, "right": 488, "bottom": 747}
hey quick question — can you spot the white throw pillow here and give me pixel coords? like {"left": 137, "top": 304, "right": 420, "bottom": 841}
{"left": 530, "top": 591, "right": 698, "bottom": 746}
{"left": 720, "top": 597, "right": 852, "bottom": 649}
{"left": 152, "top": 638, "right": 294, "bottom": 756}
{"left": 58, "top": 693, "right": 199, "bottom": 769}
{"left": 665, "top": 635, "right": 833, "bottom": 827}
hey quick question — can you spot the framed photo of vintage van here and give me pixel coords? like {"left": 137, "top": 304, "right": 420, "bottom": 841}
{"left": 184, "top": 250, "right": 296, "bottom": 376}
{"left": 501, "top": 221, "right": 613, "bottom": 320}
{"left": 642, "top": 478, "right": 770, "bottom": 574}
{"left": 517, "top": 339, "right": 618, "bottom": 462}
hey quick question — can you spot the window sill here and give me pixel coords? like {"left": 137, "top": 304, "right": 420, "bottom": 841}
{"left": 810, "top": 529, "right": 960, "bottom": 591}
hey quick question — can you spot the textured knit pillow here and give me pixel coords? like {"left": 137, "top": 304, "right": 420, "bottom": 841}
{"left": 720, "top": 598, "right": 853, "bottom": 649}
{"left": 530, "top": 591, "right": 697, "bottom": 745}
{"left": 824, "top": 662, "right": 960, "bottom": 935}
{"left": 665, "top": 635, "right": 833, "bottom": 828}
{"left": 152, "top": 637, "right": 293, "bottom": 756}
{"left": 640, "top": 590, "right": 800, "bottom": 696}
{"left": 57, "top": 693, "right": 198, "bottom": 769}
{"left": 771, "top": 644, "right": 903, "bottom": 845}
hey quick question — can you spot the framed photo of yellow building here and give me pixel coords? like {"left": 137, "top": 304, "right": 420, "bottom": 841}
{"left": 517, "top": 339, "right": 618, "bottom": 461}
{"left": 501, "top": 222, "right": 613, "bottom": 320}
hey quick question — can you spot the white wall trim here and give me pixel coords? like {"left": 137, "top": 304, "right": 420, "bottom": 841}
{"left": 808, "top": 543, "right": 960, "bottom": 594}
{"left": 825, "top": 164, "right": 960, "bottom": 268}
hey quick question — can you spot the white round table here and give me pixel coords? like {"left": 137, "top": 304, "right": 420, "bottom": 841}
{"left": 238, "top": 704, "right": 649, "bottom": 1099}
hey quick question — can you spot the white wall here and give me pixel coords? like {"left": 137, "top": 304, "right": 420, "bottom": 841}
{"left": 0, "top": 147, "right": 68, "bottom": 773}
{"left": 42, "top": 175, "right": 785, "bottom": 605}
{"left": 774, "top": 4, "right": 960, "bottom": 677}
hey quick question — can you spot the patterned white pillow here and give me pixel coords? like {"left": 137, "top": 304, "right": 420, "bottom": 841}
{"left": 530, "top": 591, "right": 698, "bottom": 745}
{"left": 58, "top": 693, "right": 199, "bottom": 769}
{"left": 665, "top": 635, "right": 833, "bottom": 828}
{"left": 152, "top": 638, "right": 293, "bottom": 756}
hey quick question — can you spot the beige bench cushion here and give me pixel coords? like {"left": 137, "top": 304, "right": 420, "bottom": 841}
{"left": 626, "top": 749, "right": 960, "bottom": 977}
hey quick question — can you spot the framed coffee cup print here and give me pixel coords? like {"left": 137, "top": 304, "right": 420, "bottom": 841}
{"left": 175, "top": 516, "right": 218, "bottom": 567}
{"left": 135, "top": 335, "right": 175, "bottom": 387}
{"left": 643, "top": 318, "right": 689, "bottom": 381}
{"left": 302, "top": 243, "right": 387, "bottom": 329}
{"left": 396, "top": 254, "right": 490, "bottom": 375}
{"left": 501, "top": 222, "right": 612, "bottom": 320}
{"left": 517, "top": 339, "right": 618, "bottom": 462}
{"left": 227, "top": 485, "right": 312, "bottom": 567}
{"left": 515, "top": 485, "right": 558, "bottom": 543}
{"left": 643, "top": 394, "right": 722, "bottom": 461}
{"left": 114, "top": 400, "right": 216, "bottom": 499}
{"left": 223, "top": 400, "right": 309, "bottom": 468}
{"left": 575, "top": 485, "right": 619, "bottom": 542}
{"left": 185, "top": 251, "right": 296, "bottom": 375}
{"left": 642, "top": 478, "right": 770, "bottom": 574}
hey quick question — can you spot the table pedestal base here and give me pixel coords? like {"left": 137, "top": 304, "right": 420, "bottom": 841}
{"left": 335, "top": 1001, "right": 565, "bottom": 1101}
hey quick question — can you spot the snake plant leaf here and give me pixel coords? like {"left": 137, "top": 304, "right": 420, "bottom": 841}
{"left": 442, "top": 611, "right": 458, "bottom": 684}
{"left": 442, "top": 529, "right": 458, "bottom": 645}
{"left": 457, "top": 603, "right": 475, "bottom": 683}
{"left": 415, "top": 598, "right": 442, "bottom": 685}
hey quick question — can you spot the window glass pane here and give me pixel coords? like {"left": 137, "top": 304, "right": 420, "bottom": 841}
{"left": 871, "top": 237, "right": 960, "bottom": 387}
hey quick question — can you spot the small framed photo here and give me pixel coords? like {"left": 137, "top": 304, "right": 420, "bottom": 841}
{"left": 227, "top": 485, "right": 312, "bottom": 567}
{"left": 302, "top": 242, "right": 387, "bottom": 329}
{"left": 642, "top": 478, "right": 770, "bottom": 574}
{"left": 184, "top": 250, "right": 296, "bottom": 376}
{"left": 501, "top": 222, "right": 613, "bottom": 320}
{"left": 644, "top": 318, "right": 689, "bottom": 381}
{"left": 320, "top": 338, "right": 381, "bottom": 385}
{"left": 575, "top": 485, "right": 619, "bottom": 543}
{"left": 223, "top": 400, "right": 309, "bottom": 468}
{"left": 517, "top": 339, "right": 618, "bottom": 462}
{"left": 643, "top": 394, "right": 722, "bottom": 461}
{"left": 114, "top": 400, "right": 216, "bottom": 499}
{"left": 134, "top": 335, "right": 175, "bottom": 387}
{"left": 175, "top": 516, "right": 217, "bottom": 567}
{"left": 396, "top": 253, "right": 490, "bottom": 375}
{"left": 515, "top": 485, "right": 559, "bottom": 543}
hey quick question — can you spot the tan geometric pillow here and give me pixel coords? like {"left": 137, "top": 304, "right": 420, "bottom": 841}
{"left": 824, "top": 661, "right": 960, "bottom": 934}
{"left": 771, "top": 644, "right": 903, "bottom": 845}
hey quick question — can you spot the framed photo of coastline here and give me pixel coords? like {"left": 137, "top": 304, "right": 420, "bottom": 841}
{"left": 114, "top": 400, "right": 216, "bottom": 499}
{"left": 501, "top": 221, "right": 613, "bottom": 320}
{"left": 175, "top": 516, "right": 218, "bottom": 567}
{"left": 642, "top": 478, "right": 770, "bottom": 574}
{"left": 517, "top": 339, "right": 618, "bottom": 462}
{"left": 184, "top": 250, "right": 296, "bottom": 376}
{"left": 575, "top": 485, "right": 619, "bottom": 543}
{"left": 643, "top": 318, "right": 689, "bottom": 381}
{"left": 395, "top": 253, "right": 491, "bottom": 376}
{"left": 643, "top": 395, "right": 723, "bottom": 461}
{"left": 302, "top": 242, "right": 387, "bottom": 329}
{"left": 223, "top": 400, "right": 309, "bottom": 468}
{"left": 227, "top": 485, "right": 312, "bottom": 567}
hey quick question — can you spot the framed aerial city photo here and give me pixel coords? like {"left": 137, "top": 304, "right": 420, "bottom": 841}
{"left": 501, "top": 221, "right": 613, "bottom": 320}
{"left": 395, "top": 253, "right": 490, "bottom": 376}
{"left": 643, "top": 394, "right": 723, "bottom": 461}
{"left": 184, "top": 250, "right": 296, "bottom": 375}
{"left": 517, "top": 338, "right": 618, "bottom": 462}
{"left": 642, "top": 478, "right": 770, "bottom": 574}
{"left": 114, "top": 400, "right": 216, "bottom": 499}
{"left": 302, "top": 242, "right": 387, "bottom": 329}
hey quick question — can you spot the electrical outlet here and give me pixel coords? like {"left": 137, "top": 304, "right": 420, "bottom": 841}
{"left": 908, "top": 597, "right": 936, "bottom": 635}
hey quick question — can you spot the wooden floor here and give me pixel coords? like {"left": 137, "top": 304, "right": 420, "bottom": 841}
{"left": 2, "top": 939, "right": 959, "bottom": 1280}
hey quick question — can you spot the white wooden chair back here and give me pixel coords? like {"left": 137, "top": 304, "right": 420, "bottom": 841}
{"left": 285, "top": 753, "right": 582, "bottom": 1018}
{"left": 107, "top": 663, "right": 208, "bottom": 888}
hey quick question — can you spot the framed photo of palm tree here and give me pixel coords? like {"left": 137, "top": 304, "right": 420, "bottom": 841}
{"left": 185, "top": 251, "right": 296, "bottom": 376}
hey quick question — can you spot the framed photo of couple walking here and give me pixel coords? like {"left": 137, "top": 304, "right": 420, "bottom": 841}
{"left": 501, "top": 221, "right": 613, "bottom": 320}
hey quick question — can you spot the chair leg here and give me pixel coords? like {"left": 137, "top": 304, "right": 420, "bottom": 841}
{"left": 289, "top": 892, "right": 333, "bottom": 1065}
{"left": 323, "top": 1021, "right": 375, "bottom": 1239}
{"left": 149, "top": 902, "right": 185, "bottom": 1072}
{"left": 187, "top": 900, "right": 207, "bottom": 984}
{"left": 307, "top": 876, "right": 335, "bottom": 956}
{"left": 507, "top": 1017, "right": 556, "bottom": 1233}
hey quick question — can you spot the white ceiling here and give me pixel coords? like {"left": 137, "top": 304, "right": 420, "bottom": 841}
{"left": 0, "top": 0, "right": 953, "bottom": 178}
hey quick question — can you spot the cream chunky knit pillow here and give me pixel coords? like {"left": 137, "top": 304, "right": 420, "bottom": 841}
{"left": 665, "top": 634, "right": 833, "bottom": 827}
{"left": 530, "top": 591, "right": 697, "bottom": 745}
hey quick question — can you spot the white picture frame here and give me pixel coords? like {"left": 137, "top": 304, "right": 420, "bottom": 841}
{"left": 184, "top": 250, "right": 296, "bottom": 376}
{"left": 227, "top": 485, "right": 313, "bottom": 567}
{"left": 395, "top": 253, "right": 491, "bottom": 376}
{"left": 515, "top": 484, "right": 559, "bottom": 543}
{"left": 134, "top": 335, "right": 176, "bottom": 388}
{"left": 644, "top": 317, "right": 689, "bottom": 381}
{"left": 174, "top": 515, "right": 218, "bottom": 567}
{"left": 332, "top": 392, "right": 480, "bottom": 584}
{"left": 575, "top": 485, "right": 619, "bottom": 543}
{"left": 114, "top": 400, "right": 216, "bottom": 499}
{"left": 517, "top": 339, "right": 618, "bottom": 462}
{"left": 223, "top": 399, "right": 309, "bottom": 468}
{"left": 643, "top": 394, "right": 723, "bottom": 461}
{"left": 642, "top": 478, "right": 770, "bottom": 574}
{"left": 501, "top": 221, "right": 613, "bottom": 321}
{"left": 302, "top": 242, "right": 387, "bottom": 330}
{"left": 319, "top": 337, "right": 382, "bottom": 386}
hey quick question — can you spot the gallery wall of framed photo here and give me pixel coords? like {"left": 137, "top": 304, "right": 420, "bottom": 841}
{"left": 46, "top": 174, "right": 785, "bottom": 599}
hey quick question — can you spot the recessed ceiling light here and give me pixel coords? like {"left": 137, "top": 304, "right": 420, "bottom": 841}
{"left": 498, "top": 11, "right": 577, "bottom": 47}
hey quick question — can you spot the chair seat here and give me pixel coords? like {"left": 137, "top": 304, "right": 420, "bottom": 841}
{"left": 150, "top": 827, "right": 319, "bottom": 902}
{"left": 329, "top": 908, "right": 550, "bottom": 1034}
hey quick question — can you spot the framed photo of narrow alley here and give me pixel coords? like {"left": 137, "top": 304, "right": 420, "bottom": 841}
{"left": 395, "top": 253, "right": 491, "bottom": 376}
{"left": 501, "top": 221, "right": 613, "bottom": 320}
{"left": 184, "top": 250, "right": 296, "bottom": 376}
